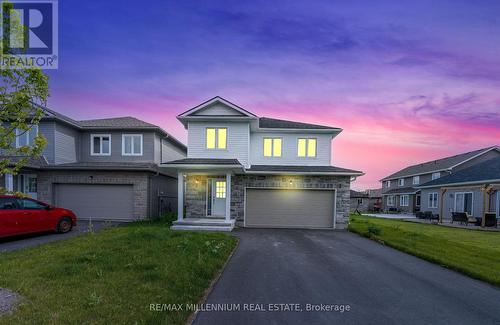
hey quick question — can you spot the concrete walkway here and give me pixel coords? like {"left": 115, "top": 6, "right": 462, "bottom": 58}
{"left": 362, "top": 213, "right": 416, "bottom": 219}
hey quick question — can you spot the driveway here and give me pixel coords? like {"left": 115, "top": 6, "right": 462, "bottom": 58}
{"left": 194, "top": 229, "right": 500, "bottom": 325}
{"left": 0, "top": 220, "right": 120, "bottom": 253}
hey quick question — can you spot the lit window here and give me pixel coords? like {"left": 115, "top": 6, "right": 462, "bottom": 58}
{"left": 400, "top": 195, "right": 409, "bottom": 206}
{"left": 91, "top": 134, "right": 111, "bottom": 155}
{"left": 263, "top": 138, "right": 282, "bottom": 157}
{"left": 206, "top": 128, "right": 227, "bottom": 149}
{"left": 431, "top": 172, "right": 440, "bottom": 180}
{"left": 215, "top": 181, "right": 226, "bottom": 198}
{"left": 122, "top": 134, "right": 143, "bottom": 156}
{"left": 413, "top": 176, "right": 420, "bottom": 185}
{"left": 398, "top": 178, "right": 404, "bottom": 186}
{"left": 298, "top": 138, "right": 316, "bottom": 157}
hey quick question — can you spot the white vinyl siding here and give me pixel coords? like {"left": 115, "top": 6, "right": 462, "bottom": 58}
{"left": 188, "top": 122, "right": 250, "bottom": 167}
{"left": 122, "top": 134, "right": 143, "bottom": 156}
{"left": 250, "top": 133, "right": 331, "bottom": 166}
{"left": 428, "top": 192, "right": 438, "bottom": 208}
{"left": 54, "top": 123, "right": 78, "bottom": 164}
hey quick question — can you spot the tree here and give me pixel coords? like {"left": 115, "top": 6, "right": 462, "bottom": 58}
{"left": 0, "top": 2, "right": 49, "bottom": 193}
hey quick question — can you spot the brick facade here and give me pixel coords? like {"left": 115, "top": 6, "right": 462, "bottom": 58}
{"left": 37, "top": 170, "right": 150, "bottom": 218}
{"left": 184, "top": 173, "right": 351, "bottom": 228}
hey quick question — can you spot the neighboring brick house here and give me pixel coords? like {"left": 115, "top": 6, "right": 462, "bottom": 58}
{"left": 380, "top": 146, "right": 500, "bottom": 213}
{"left": 1, "top": 107, "right": 186, "bottom": 220}
{"left": 162, "top": 96, "right": 363, "bottom": 231}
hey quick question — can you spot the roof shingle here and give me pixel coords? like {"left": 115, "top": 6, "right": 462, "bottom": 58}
{"left": 259, "top": 117, "right": 341, "bottom": 130}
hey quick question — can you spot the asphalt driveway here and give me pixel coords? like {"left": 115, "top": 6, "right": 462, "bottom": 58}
{"left": 194, "top": 229, "right": 500, "bottom": 325}
{"left": 0, "top": 220, "right": 120, "bottom": 253}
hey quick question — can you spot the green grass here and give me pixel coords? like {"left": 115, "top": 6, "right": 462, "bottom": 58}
{"left": 348, "top": 215, "right": 500, "bottom": 286}
{"left": 0, "top": 218, "right": 238, "bottom": 324}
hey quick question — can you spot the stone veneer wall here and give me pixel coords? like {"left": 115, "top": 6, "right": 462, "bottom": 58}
{"left": 185, "top": 175, "right": 208, "bottom": 218}
{"left": 231, "top": 175, "right": 351, "bottom": 228}
{"left": 37, "top": 170, "right": 150, "bottom": 219}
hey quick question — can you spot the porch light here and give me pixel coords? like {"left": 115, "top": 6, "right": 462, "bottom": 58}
{"left": 289, "top": 180, "right": 293, "bottom": 185}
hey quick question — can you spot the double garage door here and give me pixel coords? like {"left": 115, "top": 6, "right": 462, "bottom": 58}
{"left": 245, "top": 188, "right": 336, "bottom": 229}
{"left": 55, "top": 184, "right": 135, "bottom": 221}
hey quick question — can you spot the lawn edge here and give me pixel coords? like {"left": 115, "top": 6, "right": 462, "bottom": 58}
{"left": 347, "top": 222, "right": 500, "bottom": 287}
{"left": 187, "top": 235, "right": 240, "bottom": 325}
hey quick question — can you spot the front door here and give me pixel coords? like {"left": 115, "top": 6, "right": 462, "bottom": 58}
{"left": 210, "top": 179, "right": 226, "bottom": 216}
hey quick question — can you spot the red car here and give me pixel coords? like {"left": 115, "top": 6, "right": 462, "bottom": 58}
{"left": 0, "top": 195, "right": 77, "bottom": 238}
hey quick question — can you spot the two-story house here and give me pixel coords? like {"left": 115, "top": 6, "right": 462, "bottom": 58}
{"left": 162, "top": 97, "right": 363, "bottom": 231}
{"left": 380, "top": 146, "right": 500, "bottom": 213}
{"left": 1, "top": 106, "right": 186, "bottom": 220}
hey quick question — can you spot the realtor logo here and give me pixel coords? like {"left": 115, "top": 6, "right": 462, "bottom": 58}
{"left": 1, "top": 0, "right": 58, "bottom": 69}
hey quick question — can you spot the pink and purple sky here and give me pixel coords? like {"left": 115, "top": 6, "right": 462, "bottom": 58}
{"left": 46, "top": 0, "right": 500, "bottom": 189}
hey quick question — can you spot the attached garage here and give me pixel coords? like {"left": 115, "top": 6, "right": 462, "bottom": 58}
{"left": 244, "top": 188, "right": 336, "bottom": 229}
{"left": 54, "top": 184, "right": 135, "bottom": 221}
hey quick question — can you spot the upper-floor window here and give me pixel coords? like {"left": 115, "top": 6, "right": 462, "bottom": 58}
{"left": 91, "top": 134, "right": 111, "bottom": 156}
{"left": 431, "top": 172, "right": 440, "bottom": 180}
{"left": 398, "top": 178, "right": 404, "bottom": 187}
{"left": 263, "top": 138, "right": 282, "bottom": 157}
{"left": 413, "top": 176, "right": 420, "bottom": 185}
{"left": 15, "top": 125, "right": 38, "bottom": 148}
{"left": 206, "top": 128, "right": 227, "bottom": 150}
{"left": 297, "top": 138, "right": 316, "bottom": 157}
{"left": 386, "top": 180, "right": 391, "bottom": 188}
{"left": 122, "top": 134, "right": 143, "bottom": 156}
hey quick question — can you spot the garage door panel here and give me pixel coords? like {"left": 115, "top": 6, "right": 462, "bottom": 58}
{"left": 55, "top": 184, "right": 134, "bottom": 221}
{"left": 245, "top": 188, "right": 335, "bottom": 228}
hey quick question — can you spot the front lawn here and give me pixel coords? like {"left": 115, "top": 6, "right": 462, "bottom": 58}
{"left": 348, "top": 216, "right": 500, "bottom": 286}
{"left": 0, "top": 219, "right": 238, "bottom": 324}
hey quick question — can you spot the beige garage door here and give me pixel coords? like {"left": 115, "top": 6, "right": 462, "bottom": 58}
{"left": 55, "top": 184, "right": 135, "bottom": 221}
{"left": 245, "top": 188, "right": 335, "bottom": 229}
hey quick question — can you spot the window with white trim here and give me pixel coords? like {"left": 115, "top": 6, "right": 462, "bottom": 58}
{"left": 387, "top": 195, "right": 394, "bottom": 206}
{"left": 15, "top": 125, "right": 38, "bottom": 148}
{"left": 428, "top": 192, "right": 438, "bottom": 208}
{"left": 91, "top": 134, "right": 111, "bottom": 156}
{"left": 122, "top": 134, "right": 143, "bottom": 156}
{"left": 206, "top": 128, "right": 227, "bottom": 149}
{"left": 413, "top": 176, "right": 420, "bottom": 185}
{"left": 263, "top": 138, "right": 282, "bottom": 157}
{"left": 398, "top": 178, "right": 404, "bottom": 187}
{"left": 400, "top": 195, "right": 409, "bottom": 207}
{"left": 297, "top": 138, "right": 316, "bottom": 157}
{"left": 386, "top": 180, "right": 391, "bottom": 188}
{"left": 431, "top": 172, "right": 440, "bottom": 180}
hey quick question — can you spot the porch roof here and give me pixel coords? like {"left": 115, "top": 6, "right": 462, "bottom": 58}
{"left": 246, "top": 165, "right": 363, "bottom": 176}
{"left": 161, "top": 158, "right": 244, "bottom": 171}
{"left": 382, "top": 187, "right": 419, "bottom": 195}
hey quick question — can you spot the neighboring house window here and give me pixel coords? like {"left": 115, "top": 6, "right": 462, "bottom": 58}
{"left": 91, "top": 134, "right": 111, "bottom": 156}
{"left": 416, "top": 194, "right": 421, "bottom": 206}
{"left": 15, "top": 125, "right": 38, "bottom": 148}
{"left": 387, "top": 195, "right": 394, "bottom": 206}
{"left": 297, "top": 138, "right": 316, "bottom": 157}
{"left": 455, "top": 192, "right": 473, "bottom": 215}
{"left": 357, "top": 198, "right": 363, "bottom": 205}
{"left": 398, "top": 178, "right": 404, "bottom": 187}
{"left": 386, "top": 180, "right": 391, "bottom": 188}
{"left": 428, "top": 192, "right": 438, "bottom": 208}
{"left": 431, "top": 172, "right": 440, "bottom": 180}
{"left": 122, "top": 134, "right": 143, "bottom": 156}
{"left": 215, "top": 181, "right": 226, "bottom": 199}
{"left": 400, "top": 195, "right": 409, "bottom": 207}
{"left": 413, "top": 176, "right": 420, "bottom": 185}
{"left": 263, "top": 138, "right": 282, "bottom": 157}
{"left": 206, "top": 128, "right": 227, "bottom": 149}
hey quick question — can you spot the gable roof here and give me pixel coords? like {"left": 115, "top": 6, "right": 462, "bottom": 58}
{"left": 418, "top": 156, "right": 500, "bottom": 188}
{"left": 259, "top": 117, "right": 341, "bottom": 131}
{"left": 381, "top": 146, "right": 500, "bottom": 181}
{"left": 178, "top": 96, "right": 257, "bottom": 118}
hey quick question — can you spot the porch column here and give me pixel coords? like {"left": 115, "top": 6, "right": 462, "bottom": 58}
{"left": 5, "top": 173, "right": 13, "bottom": 192}
{"left": 225, "top": 172, "right": 231, "bottom": 221}
{"left": 177, "top": 171, "right": 184, "bottom": 221}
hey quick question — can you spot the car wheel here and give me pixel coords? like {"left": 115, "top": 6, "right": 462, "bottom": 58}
{"left": 57, "top": 217, "right": 73, "bottom": 234}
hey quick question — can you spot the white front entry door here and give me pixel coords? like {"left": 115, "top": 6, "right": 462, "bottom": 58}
{"left": 19, "top": 174, "right": 38, "bottom": 199}
{"left": 211, "top": 179, "right": 226, "bottom": 216}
